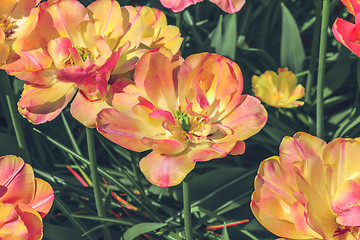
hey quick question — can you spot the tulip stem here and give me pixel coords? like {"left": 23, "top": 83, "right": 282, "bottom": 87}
{"left": 86, "top": 128, "right": 112, "bottom": 240}
{"left": 0, "top": 70, "right": 31, "bottom": 164}
{"left": 316, "top": 0, "right": 329, "bottom": 139}
{"left": 183, "top": 179, "right": 193, "bottom": 240}
{"left": 305, "top": 0, "right": 322, "bottom": 104}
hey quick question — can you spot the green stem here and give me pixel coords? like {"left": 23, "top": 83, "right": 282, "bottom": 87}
{"left": 305, "top": 0, "right": 322, "bottom": 104}
{"left": 86, "top": 128, "right": 112, "bottom": 240}
{"left": 183, "top": 180, "right": 193, "bottom": 240}
{"left": 55, "top": 198, "right": 94, "bottom": 240}
{"left": 61, "top": 112, "right": 82, "bottom": 155}
{"left": 0, "top": 70, "right": 31, "bottom": 163}
{"left": 176, "top": 11, "right": 183, "bottom": 32}
{"left": 316, "top": 0, "right": 329, "bottom": 139}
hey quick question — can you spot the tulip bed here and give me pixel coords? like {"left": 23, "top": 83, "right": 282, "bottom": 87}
{"left": 1, "top": 0, "right": 360, "bottom": 239}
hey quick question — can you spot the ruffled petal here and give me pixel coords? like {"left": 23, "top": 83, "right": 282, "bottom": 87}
{"left": 0, "top": 155, "right": 35, "bottom": 205}
{"left": 210, "top": 0, "right": 245, "bottom": 13}
{"left": 70, "top": 91, "right": 111, "bottom": 128}
{"left": 322, "top": 138, "right": 360, "bottom": 195}
{"left": 96, "top": 108, "right": 151, "bottom": 152}
{"left": 30, "top": 178, "right": 54, "bottom": 218}
{"left": 18, "top": 81, "right": 77, "bottom": 124}
{"left": 220, "top": 95, "right": 267, "bottom": 141}
{"left": 134, "top": 51, "right": 180, "bottom": 112}
{"left": 333, "top": 18, "right": 360, "bottom": 57}
{"left": 139, "top": 152, "right": 195, "bottom": 187}
{"left": 159, "top": 0, "right": 201, "bottom": 12}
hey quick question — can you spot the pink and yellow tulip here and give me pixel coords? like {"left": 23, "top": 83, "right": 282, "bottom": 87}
{"left": 159, "top": 0, "right": 245, "bottom": 13}
{"left": 0, "top": 0, "right": 40, "bottom": 66}
{"left": 251, "top": 132, "right": 360, "bottom": 239}
{"left": 96, "top": 49, "right": 267, "bottom": 187}
{"left": 333, "top": 0, "right": 360, "bottom": 57}
{"left": 137, "top": 6, "right": 182, "bottom": 54}
{"left": 0, "top": 155, "right": 54, "bottom": 240}
{"left": 251, "top": 68, "right": 305, "bottom": 108}
{"left": 2, "top": 0, "right": 182, "bottom": 127}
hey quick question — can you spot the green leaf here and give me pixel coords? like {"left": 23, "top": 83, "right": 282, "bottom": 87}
{"left": 122, "top": 222, "right": 167, "bottom": 240}
{"left": 210, "top": 14, "right": 237, "bottom": 59}
{"left": 221, "top": 224, "right": 230, "bottom": 240}
{"left": 324, "top": 47, "right": 351, "bottom": 98}
{"left": 44, "top": 224, "right": 83, "bottom": 240}
{"left": 280, "top": 3, "right": 305, "bottom": 73}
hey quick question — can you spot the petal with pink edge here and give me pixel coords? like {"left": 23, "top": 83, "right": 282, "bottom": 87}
{"left": 188, "top": 142, "right": 236, "bottom": 162}
{"left": 340, "top": 0, "right": 360, "bottom": 17}
{"left": 47, "top": 37, "right": 73, "bottom": 69}
{"left": 0, "top": 155, "right": 35, "bottom": 205}
{"left": 159, "top": 0, "right": 202, "bottom": 12}
{"left": 16, "top": 204, "right": 43, "bottom": 240}
{"left": 331, "top": 180, "right": 360, "bottom": 218}
{"left": 70, "top": 91, "right": 111, "bottom": 128}
{"left": 96, "top": 108, "right": 151, "bottom": 152}
{"left": 210, "top": 0, "right": 245, "bottom": 13}
{"left": 139, "top": 152, "right": 195, "bottom": 187}
{"left": 141, "top": 137, "right": 187, "bottom": 155}
{"left": 0, "top": 203, "right": 29, "bottom": 240}
{"left": 220, "top": 95, "right": 267, "bottom": 141}
{"left": 333, "top": 18, "right": 360, "bottom": 57}
{"left": 336, "top": 205, "right": 360, "bottom": 226}
{"left": 322, "top": 138, "right": 360, "bottom": 193}
{"left": 30, "top": 178, "right": 54, "bottom": 218}
{"left": 134, "top": 51, "right": 178, "bottom": 112}
{"left": 18, "top": 82, "right": 77, "bottom": 124}
{"left": 3, "top": 49, "right": 52, "bottom": 74}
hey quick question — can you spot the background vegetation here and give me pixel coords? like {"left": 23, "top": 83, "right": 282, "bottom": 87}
{"left": 0, "top": 0, "right": 354, "bottom": 239}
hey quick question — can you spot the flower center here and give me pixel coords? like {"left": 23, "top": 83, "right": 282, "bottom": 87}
{"left": 0, "top": 15, "right": 14, "bottom": 39}
{"left": 77, "top": 47, "right": 91, "bottom": 62}
{"left": 175, "top": 110, "right": 190, "bottom": 131}
{"left": 172, "top": 107, "right": 212, "bottom": 143}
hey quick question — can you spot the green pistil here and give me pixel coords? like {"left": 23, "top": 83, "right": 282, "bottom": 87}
{"left": 77, "top": 47, "right": 91, "bottom": 62}
{"left": 175, "top": 110, "right": 190, "bottom": 131}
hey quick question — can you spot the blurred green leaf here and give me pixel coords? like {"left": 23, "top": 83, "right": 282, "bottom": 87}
{"left": 222, "top": 224, "right": 230, "bottom": 240}
{"left": 324, "top": 47, "right": 352, "bottom": 98}
{"left": 280, "top": 3, "right": 305, "bottom": 73}
{"left": 210, "top": 14, "right": 237, "bottom": 59}
{"left": 44, "top": 224, "right": 83, "bottom": 240}
{"left": 122, "top": 222, "right": 167, "bottom": 240}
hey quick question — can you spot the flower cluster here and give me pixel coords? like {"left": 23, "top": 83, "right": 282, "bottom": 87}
{"left": 1, "top": 0, "right": 182, "bottom": 127}
{"left": 0, "top": 155, "right": 54, "bottom": 240}
{"left": 0, "top": 0, "right": 269, "bottom": 189}
{"left": 251, "top": 132, "right": 360, "bottom": 239}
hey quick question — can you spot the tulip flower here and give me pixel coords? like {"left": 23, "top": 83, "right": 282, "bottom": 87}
{"left": 251, "top": 68, "right": 305, "bottom": 108}
{"left": 159, "top": 0, "right": 245, "bottom": 13}
{"left": 251, "top": 132, "right": 360, "bottom": 239}
{"left": 137, "top": 6, "right": 182, "bottom": 54}
{"left": 96, "top": 49, "right": 267, "bottom": 187}
{"left": 0, "top": 155, "right": 54, "bottom": 240}
{"left": 333, "top": 0, "right": 360, "bottom": 57}
{"left": 0, "top": 0, "right": 40, "bottom": 66}
{"left": 2, "top": 0, "right": 182, "bottom": 127}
